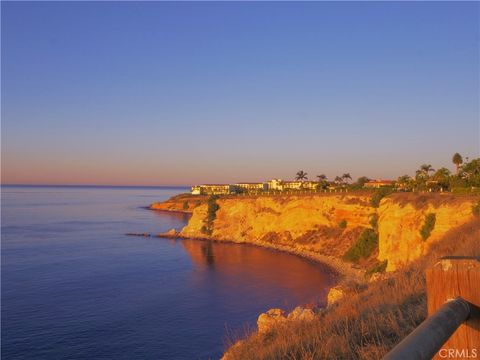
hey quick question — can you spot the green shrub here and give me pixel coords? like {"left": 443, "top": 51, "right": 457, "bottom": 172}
{"left": 369, "top": 213, "right": 378, "bottom": 232}
{"left": 370, "top": 187, "right": 394, "bottom": 208}
{"left": 200, "top": 225, "right": 212, "bottom": 236}
{"left": 473, "top": 201, "right": 480, "bottom": 217}
{"left": 202, "top": 196, "right": 220, "bottom": 235}
{"left": 206, "top": 196, "right": 220, "bottom": 221}
{"left": 420, "top": 213, "right": 436, "bottom": 241}
{"left": 343, "top": 228, "right": 379, "bottom": 262}
{"left": 366, "top": 260, "right": 388, "bottom": 277}
{"left": 338, "top": 219, "right": 347, "bottom": 229}
{"left": 451, "top": 187, "right": 480, "bottom": 195}
{"left": 182, "top": 201, "right": 189, "bottom": 210}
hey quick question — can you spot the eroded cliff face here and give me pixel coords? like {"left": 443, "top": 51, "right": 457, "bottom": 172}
{"left": 377, "top": 194, "right": 478, "bottom": 271}
{"left": 177, "top": 193, "right": 479, "bottom": 273}
{"left": 180, "top": 194, "right": 374, "bottom": 277}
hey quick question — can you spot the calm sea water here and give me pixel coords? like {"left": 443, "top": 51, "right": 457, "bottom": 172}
{"left": 1, "top": 186, "right": 334, "bottom": 360}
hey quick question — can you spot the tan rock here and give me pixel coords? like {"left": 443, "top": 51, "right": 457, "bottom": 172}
{"left": 287, "top": 306, "right": 316, "bottom": 321}
{"left": 165, "top": 228, "right": 177, "bottom": 236}
{"left": 257, "top": 308, "right": 287, "bottom": 334}
{"left": 369, "top": 272, "right": 386, "bottom": 282}
{"left": 327, "top": 285, "right": 345, "bottom": 306}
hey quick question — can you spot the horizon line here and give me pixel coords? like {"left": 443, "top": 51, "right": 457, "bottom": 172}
{"left": 0, "top": 183, "right": 192, "bottom": 188}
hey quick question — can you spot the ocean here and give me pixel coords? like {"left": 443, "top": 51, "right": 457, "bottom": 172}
{"left": 1, "top": 185, "right": 333, "bottom": 359}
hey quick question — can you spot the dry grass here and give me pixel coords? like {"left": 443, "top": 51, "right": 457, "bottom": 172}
{"left": 223, "top": 218, "right": 480, "bottom": 360}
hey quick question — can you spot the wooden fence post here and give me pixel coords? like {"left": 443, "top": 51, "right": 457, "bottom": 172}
{"left": 426, "top": 256, "right": 480, "bottom": 359}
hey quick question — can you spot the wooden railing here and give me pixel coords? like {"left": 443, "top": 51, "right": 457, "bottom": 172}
{"left": 384, "top": 256, "right": 479, "bottom": 360}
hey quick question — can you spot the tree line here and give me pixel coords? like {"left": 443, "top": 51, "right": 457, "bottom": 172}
{"left": 294, "top": 153, "right": 479, "bottom": 192}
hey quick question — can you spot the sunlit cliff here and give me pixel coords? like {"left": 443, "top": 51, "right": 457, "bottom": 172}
{"left": 174, "top": 193, "right": 479, "bottom": 272}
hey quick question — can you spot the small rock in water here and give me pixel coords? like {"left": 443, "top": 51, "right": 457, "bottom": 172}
{"left": 126, "top": 233, "right": 151, "bottom": 237}
{"left": 165, "top": 228, "right": 178, "bottom": 236}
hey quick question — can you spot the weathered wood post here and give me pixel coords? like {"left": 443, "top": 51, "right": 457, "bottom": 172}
{"left": 426, "top": 256, "right": 480, "bottom": 359}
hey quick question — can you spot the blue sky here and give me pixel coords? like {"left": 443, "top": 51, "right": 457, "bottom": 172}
{"left": 2, "top": 1, "right": 479, "bottom": 186}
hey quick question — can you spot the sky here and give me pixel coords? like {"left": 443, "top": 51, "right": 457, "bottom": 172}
{"left": 2, "top": 1, "right": 479, "bottom": 186}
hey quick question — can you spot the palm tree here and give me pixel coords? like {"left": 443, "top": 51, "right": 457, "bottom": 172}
{"left": 398, "top": 174, "right": 411, "bottom": 182}
{"left": 356, "top": 176, "right": 370, "bottom": 187}
{"left": 434, "top": 167, "right": 451, "bottom": 179}
{"left": 397, "top": 174, "right": 413, "bottom": 191}
{"left": 433, "top": 167, "right": 451, "bottom": 190}
{"left": 316, "top": 174, "right": 328, "bottom": 190}
{"left": 295, "top": 170, "right": 308, "bottom": 181}
{"left": 421, "top": 164, "right": 434, "bottom": 173}
{"left": 342, "top": 173, "right": 352, "bottom": 183}
{"left": 452, "top": 153, "right": 463, "bottom": 174}
{"left": 418, "top": 164, "right": 435, "bottom": 179}
{"left": 334, "top": 176, "right": 343, "bottom": 184}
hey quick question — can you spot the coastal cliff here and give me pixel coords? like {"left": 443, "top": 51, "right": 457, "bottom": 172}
{"left": 173, "top": 193, "right": 479, "bottom": 273}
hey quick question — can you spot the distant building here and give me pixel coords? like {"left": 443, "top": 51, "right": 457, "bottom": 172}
{"left": 364, "top": 180, "right": 395, "bottom": 188}
{"left": 267, "top": 178, "right": 284, "bottom": 190}
{"left": 266, "top": 179, "right": 318, "bottom": 191}
{"left": 234, "top": 182, "right": 268, "bottom": 192}
{"left": 282, "top": 181, "right": 304, "bottom": 190}
{"left": 299, "top": 181, "right": 319, "bottom": 190}
{"left": 190, "top": 184, "right": 234, "bottom": 195}
{"left": 191, "top": 185, "right": 202, "bottom": 195}
{"left": 191, "top": 178, "right": 321, "bottom": 195}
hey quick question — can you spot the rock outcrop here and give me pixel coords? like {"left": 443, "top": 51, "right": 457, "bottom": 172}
{"left": 257, "top": 308, "right": 287, "bottom": 334}
{"left": 257, "top": 306, "right": 316, "bottom": 334}
{"left": 287, "top": 306, "right": 316, "bottom": 322}
{"left": 150, "top": 194, "right": 208, "bottom": 213}
{"left": 326, "top": 285, "right": 345, "bottom": 306}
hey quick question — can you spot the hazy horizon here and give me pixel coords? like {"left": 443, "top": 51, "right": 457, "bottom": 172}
{"left": 2, "top": 2, "right": 479, "bottom": 186}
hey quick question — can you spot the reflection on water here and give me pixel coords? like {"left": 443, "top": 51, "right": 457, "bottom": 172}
{"left": 199, "top": 241, "right": 216, "bottom": 267}
{"left": 179, "top": 238, "right": 334, "bottom": 309}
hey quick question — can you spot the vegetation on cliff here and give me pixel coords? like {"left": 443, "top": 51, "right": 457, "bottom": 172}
{"left": 343, "top": 228, "right": 378, "bottom": 262}
{"left": 370, "top": 186, "right": 394, "bottom": 208}
{"left": 337, "top": 219, "right": 347, "bottom": 229}
{"left": 365, "top": 260, "right": 388, "bottom": 276}
{"left": 201, "top": 195, "right": 220, "bottom": 235}
{"left": 419, "top": 213, "right": 436, "bottom": 241}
